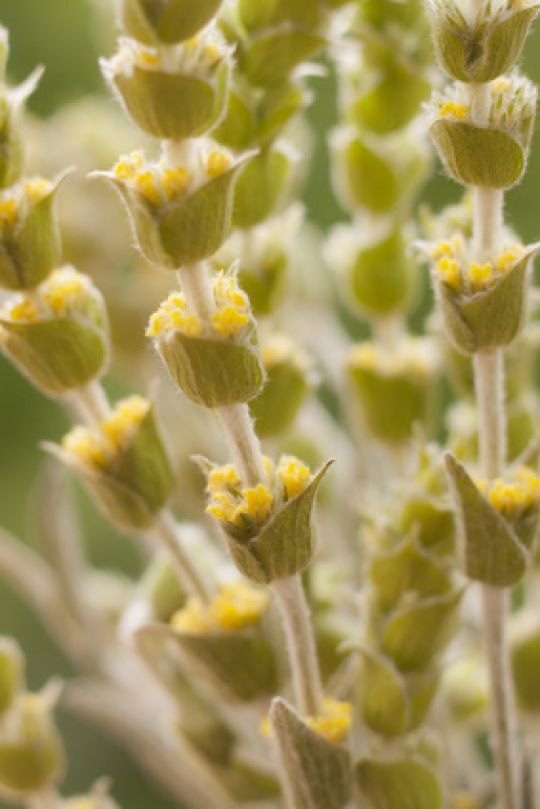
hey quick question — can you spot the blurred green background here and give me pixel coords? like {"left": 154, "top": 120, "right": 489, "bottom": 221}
{"left": 1, "top": 0, "right": 540, "bottom": 806}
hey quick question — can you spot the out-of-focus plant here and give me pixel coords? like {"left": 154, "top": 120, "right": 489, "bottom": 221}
{"left": 1, "top": 2, "right": 540, "bottom": 809}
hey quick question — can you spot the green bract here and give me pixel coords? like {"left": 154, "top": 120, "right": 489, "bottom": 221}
{"left": 435, "top": 251, "right": 533, "bottom": 354}
{"left": 107, "top": 162, "right": 243, "bottom": 268}
{"left": 109, "top": 60, "right": 230, "bottom": 140}
{"left": 156, "top": 328, "right": 265, "bottom": 408}
{"left": 117, "top": 0, "right": 224, "bottom": 45}
{"left": 0, "top": 639, "right": 23, "bottom": 717}
{"left": 233, "top": 146, "right": 294, "bottom": 230}
{"left": 250, "top": 350, "right": 310, "bottom": 437}
{"left": 430, "top": 3, "right": 540, "bottom": 83}
{"left": 0, "top": 694, "right": 65, "bottom": 798}
{"left": 226, "top": 462, "right": 332, "bottom": 584}
{"left": 269, "top": 698, "right": 352, "bottom": 809}
{"left": 0, "top": 175, "right": 65, "bottom": 292}
{"left": 355, "top": 757, "right": 442, "bottom": 809}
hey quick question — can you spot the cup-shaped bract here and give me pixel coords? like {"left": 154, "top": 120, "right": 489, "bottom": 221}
{"left": 429, "top": 76, "right": 537, "bottom": 189}
{"left": 102, "top": 33, "right": 231, "bottom": 140}
{"left": 148, "top": 268, "right": 265, "bottom": 408}
{"left": 0, "top": 693, "right": 64, "bottom": 799}
{"left": 102, "top": 146, "right": 243, "bottom": 268}
{"left": 0, "top": 267, "right": 109, "bottom": 397}
{"left": 0, "top": 175, "right": 65, "bottom": 291}
{"left": 428, "top": 0, "right": 540, "bottom": 84}
{"left": 57, "top": 396, "right": 174, "bottom": 532}
{"left": 117, "top": 0, "right": 224, "bottom": 45}
{"left": 347, "top": 339, "right": 439, "bottom": 444}
{"left": 205, "top": 454, "right": 332, "bottom": 583}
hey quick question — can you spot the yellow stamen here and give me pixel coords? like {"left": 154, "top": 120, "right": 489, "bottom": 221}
{"left": 206, "top": 491, "right": 237, "bottom": 522}
{"left": 211, "top": 305, "right": 249, "bottom": 338}
{"left": 42, "top": 271, "right": 86, "bottom": 315}
{"left": 210, "top": 582, "right": 269, "bottom": 631}
{"left": 162, "top": 167, "right": 190, "bottom": 200}
{"left": 62, "top": 426, "right": 110, "bottom": 468}
{"left": 134, "top": 171, "right": 162, "bottom": 205}
{"left": 277, "top": 455, "right": 311, "bottom": 499}
{"left": 439, "top": 101, "right": 469, "bottom": 120}
{"left": 436, "top": 257, "right": 462, "bottom": 291}
{"left": 171, "top": 599, "right": 213, "bottom": 635}
{"left": 207, "top": 463, "right": 241, "bottom": 493}
{"left": 9, "top": 298, "right": 39, "bottom": 322}
{"left": 238, "top": 484, "right": 274, "bottom": 523}
{"left": 207, "top": 150, "right": 231, "bottom": 178}
{"left": 467, "top": 262, "right": 493, "bottom": 290}
{"left": 101, "top": 396, "right": 149, "bottom": 448}
{"left": 306, "top": 699, "right": 352, "bottom": 744}
{"left": 0, "top": 198, "right": 17, "bottom": 226}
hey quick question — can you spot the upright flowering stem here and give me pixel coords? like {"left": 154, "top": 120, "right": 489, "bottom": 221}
{"left": 272, "top": 575, "right": 324, "bottom": 717}
{"left": 151, "top": 510, "right": 212, "bottom": 604}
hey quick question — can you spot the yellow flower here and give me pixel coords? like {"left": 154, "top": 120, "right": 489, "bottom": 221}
{"left": 439, "top": 101, "right": 469, "bottom": 120}
{"left": 171, "top": 582, "right": 268, "bottom": 635}
{"left": 101, "top": 395, "right": 149, "bottom": 448}
{"left": 306, "top": 698, "right": 352, "bottom": 744}
{"left": 277, "top": 455, "right": 311, "bottom": 499}
{"left": 467, "top": 262, "right": 493, "bottom": 291}
{"left": 211, "top": 305, "right": 249, "bottom": 338}
{"left": 436, "top": 257, "right": 462, "bottom": 291}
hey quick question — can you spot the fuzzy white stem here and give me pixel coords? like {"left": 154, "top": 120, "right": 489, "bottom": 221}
{"left": 27, "top": 788, "right": 60, "bottom": 809}
{"left": 69, "top": 380, "right": 111, "bottom": 425}
{"left": 272, "top": 575, "right": 323, "bottom": 717}
{"left": 177, "top": 262, "right": 216, "bottom": 321}
{"left": 473, "top": 188, "right": 504, "bottom": 260}
{"left": 216, "top": 403, "right": 267, "bottom": 487}
{"left": 150, "top": 510, "right": 212, "bottom": 604}
{"left": 474, "top": 352, "right": 521, "bottom": 809}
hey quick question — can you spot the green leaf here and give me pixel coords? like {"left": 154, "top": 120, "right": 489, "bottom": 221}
{"left": 341, "top": 138, "right": 399, "bottom": 213}
{"left": 119, "top": 0, "right": 224, "bottom": 45}
{"left": 0, "top": 638, "right": 24, "bottom": 716}
{"left": 233, "top": 148, "right": 291, "bottom": 230}
{"left": 242, "top": 30, "right": 325, "bottom": 87}
{"left": 355, "top": 757, "right": 442, "bottom": 809}
{"left": 445, "top": 454, "right": 529, "bottom": 587}
{"left": 511, "top": 621, "right": 540, "bottom": 712}
{"left": 250, "top": 359, "right": 309, "bottom": 437}
{"left": 270, "top": 697, "right": 352, "bottom": 809}
{"left": 226, "top": 462, "right": 332, "bottom": 583}
{"left": 349, "top": 229, "right": 416, "bottom": 317}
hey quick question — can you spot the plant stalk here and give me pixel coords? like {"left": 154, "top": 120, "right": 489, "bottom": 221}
{"left": 150, "top": 510, "right": 212, "bottom": 604}
{"left": 272, "top": 575, "right": 324, "bottom": 717}
{"left": 474, "top": 352, "right": 520, "bottom": 809}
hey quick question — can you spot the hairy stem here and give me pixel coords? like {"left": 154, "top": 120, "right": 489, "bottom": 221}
{"left": 216, "top": 403, "right": 267, "bottom": 487}
{"left": 474, "top": 352, "right": 520, "bottom": 809}
{"left": 27, "top": 789, "right": 60, "bottom": 809}
{"left": 272, "top": 575, "right": 323, "bottom": 717}
{"left": 70, "top": 380, "right": 111, "bottom": 425}
{"left": 150, "top": 510, "right": 212, "bottom": 604}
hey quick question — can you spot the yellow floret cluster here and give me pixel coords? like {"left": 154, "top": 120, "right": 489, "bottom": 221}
{"left": 112, "top": 31, "right": 225, "bottom": 76}
{"left": 1, "top": 268, "right": 93, "bottom": 325}
{"left": 146, "top": 272, "right": 251, "bottom": 341}
{"left": 438, "top": 101, "right": 469, "bottom": 120}
{"left": 206, "top": 455, "right": 312, "bottom": 534}
{"left": 0, "top": 177, "right": 52, "bottom": 232}
{"left": 112, "top": 148, "right": 231, "bottom": 207}
{"left": 349, "top": 338, "right": 435, "bottom": 376}
{"left": 171, "top": 581, "right": 269, "bottom": 635}
{"left": 62, "top": 396, "right": 150, "bottom": 469}
{"left": 431, "top": 236, "right": 524, "bottom": 292}
{"left": 261, "top": 698, "right": 352, "bottom": 744}
{"left": 476, "top": 467, "right": 540, "bottom": 517}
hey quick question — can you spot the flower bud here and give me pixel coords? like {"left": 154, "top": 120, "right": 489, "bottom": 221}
{"left": 0, "top": 267, "right": 109, "bottom": 397}
{"left": 205, "top": 454, "right": 332, "bottom": 583}
{"left": 330, "top": 127, "right": 430, "bottom": 216}
{"left": 55, "top": 396, "right": 174, "bottom": 532}
{"left": 147, "top": 268, "right": 265, "bottom": 408}
{"left": 117, "top": 0, "right": 224, "bottom": 45}
{"left": 233, "top": 143, "right": 297, "bottom": 230}
{"left": 0, "top": 693, "right": 64, "bottom": 798}
{"left": 0, "top": 638, "right": 24, "bottom": 717}
{"left": 356, "top": 757, "right": 442, "bottom": 809}
{"left": 328, "top": 225, "right": 418, "bottom": 318}
{"left": 429, "top": 76, "right": 537, "bottom": 189}
{"left": 102, "top": 145, "right": 242, "bottom": 268}
{"left": 0, "top": 175, "right": 65, "bottom": 291}
{"left": 429, "top": 236, "right": 535, "bottom": 353}
{"left": 445, "top": 454, "right": 539, "bottom": 586}
{"left": 347, "top": 339, "right": 438, "bottom": 444}
{"left": 101, "top": 32, "right": 231, "bottom": 139}
{"left": 250, "top": 336, "right": 312, "bottom": 438}
{"left": 168, "top": 580, "right": 279, "bottom": 701}
{"left": 428, "top": 0, "right": 540, "bottom": 83}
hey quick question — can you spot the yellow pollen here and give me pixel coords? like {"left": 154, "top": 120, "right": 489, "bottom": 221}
{"left": 171, "top": 599, "right": 213, "bottom": 635}
{"left": 477, "top": 467, "right": 540, "bottom": 516}
{"left": 263, "top": 455, "right": 275, "bottom": 482}
{"left": 467, "top": 261, "right": 493, "bottom": 290}
{"left": 0, "top": 198, "right": 17, "bottom": 226}
{"left": 214, "top": 275, "right": 248, "bottom": 309}
{"left": 137, "top": 48, "right": 160, "bottom": 67}
{"left": 162, "top": 167, "right": 190, "bottom": 200}
{"left": 277, "top": 455, "right": 311, "bottom": 499}
{"left": 306, "top": 699, "right": 353, "bottom": 744}
{"left": 101, "top": 396, "right": 149, "bottom": 448}
{"left": 62, "top": 426, "right": 110, "bottom": 468}
{"left": 42, "top": 273, "right": 86, "bottom": 315}
{"left": 239, "top": 484, "right": 274, "bottom": 523}
{"left": 436, "top": 257, "right": 462, "bottom": 290}
{"left": 211, "top": 305, "right": 249, "bottom": 338}
{"left": 134, "top": 171, "right": 162, "bottom": 205}
{"left": 210, "top": 582, "right": 268, "bottom": 630}
{"left": 23, "top": 178, "right": 52, "bottom": 202}
{"left": 207, "top": 151, "right": 231, "bottom": 178}
{"left": 431, "top": 240, "right": 453, "bottom": 260}
{"left": 439, "top": 101, "right": 469, "bottom": 120}
{"left": 146, "top": 310, "right": 168, "bottom": 337}
{"left": 492, "top": 77, "right": 510, "bottom": 94}
{"left": 8, "top": 298, "right": 39, "bottom": 322}
{"left": 349, "top": 343, "right": 377, "bottom": 370}
{"left": 496, "top": 248, "right": 522, "bottom": 273}
{"left": 208, "top": 464, "right": 241, "bottom": 493}
{"left": 170, "top": 310, "right": 203, "bottom": 337}
{"left": 206, "top": 491, "right": 237, "bottom": 522}
{"left": 204, "top": 43, "right": 221, "bottom": 64}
